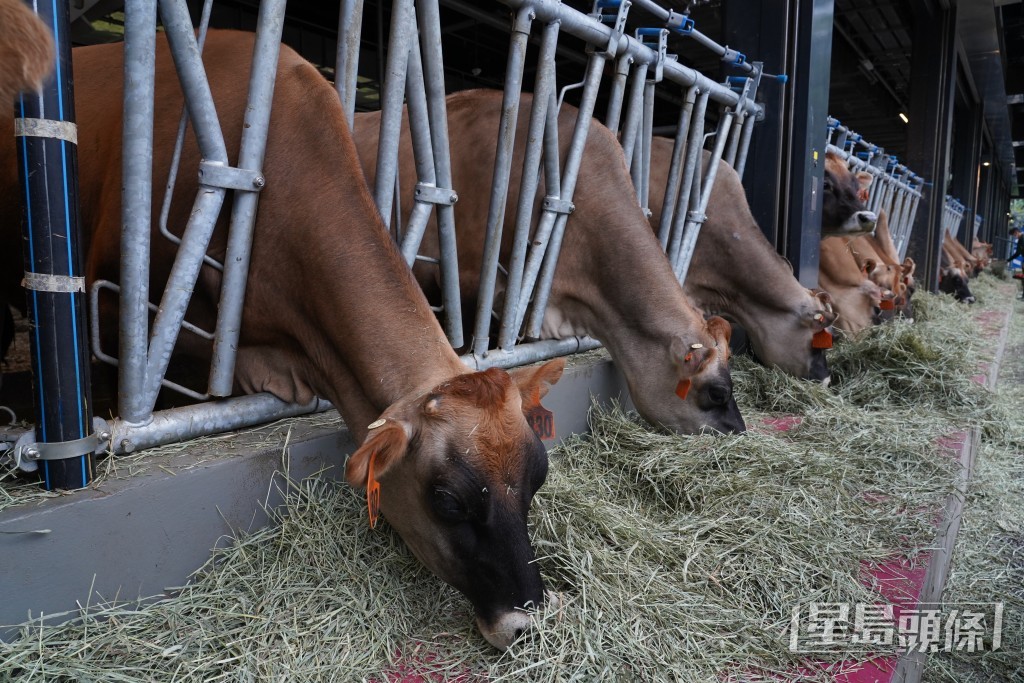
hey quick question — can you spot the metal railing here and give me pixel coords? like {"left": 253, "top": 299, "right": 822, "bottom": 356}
{"left": 4, "top": 0, "right": 768, "bottom": 474}
{"left": 826, "top": 117, "right": 924, "bottom": 260}
{"left": 942, "top": 196, "right": 966, "bottom": 240}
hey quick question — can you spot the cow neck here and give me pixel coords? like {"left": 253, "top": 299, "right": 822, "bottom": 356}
{"left": 690, "top": 217, "right": 808, "bottom": 325}
{"left": 293, "top": 198, "right": 466, "bottom": 412}
{"left": 558, "top": 206, "right": 707, "bottom": 362}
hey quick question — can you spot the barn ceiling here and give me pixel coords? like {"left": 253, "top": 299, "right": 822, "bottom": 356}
{"left": 69, "top": 0, "right": 1021, "bottom": 194}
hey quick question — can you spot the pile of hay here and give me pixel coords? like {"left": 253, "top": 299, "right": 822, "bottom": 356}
{"left": 922, "top": 291, "right": 1024, "bottom": 683}
{"left": 0, "top": 287, "right": 1008, "bottom": 682}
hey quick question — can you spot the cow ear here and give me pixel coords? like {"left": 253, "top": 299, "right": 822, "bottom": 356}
{"left": 902, "top": 257, "right": 916, "bottom": 276}
{"left": 510, "top": 357, "right": 566, "bottom": 410}
{"left": 855, "top": 171, "right": 873, "bottom": 193}
{"left": 345, "top": 419, "right": 410, "bottom": 489}
{"left": 705, "top": 315, "right": 732, "bottom": 348}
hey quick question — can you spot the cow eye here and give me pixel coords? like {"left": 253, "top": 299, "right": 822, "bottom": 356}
{"left": 823, "top": 178, "right": 834, "bottom": 193}
{"left": 431, "top": 488, "right": 467, "bottom": 522}
{"left": 707, "top": 384, "right": 731, "bottom": 407}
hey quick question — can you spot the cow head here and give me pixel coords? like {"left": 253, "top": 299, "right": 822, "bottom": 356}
{"left": 636, "top": 316, "right": 745, "bottom": 435}
{"left": 939, "top": 267, "right": 975, "bottom": 304}
{"left": 741, "top": 289, "right": 836, "bottom": 384}
{"left": 345, "top": 359, "right": 565, "bottom": 650}
{"left": 822, "top": 152, "right": 876, "bottom": 236}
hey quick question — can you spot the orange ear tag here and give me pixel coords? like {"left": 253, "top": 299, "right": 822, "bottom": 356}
{"left": 526, "top": 405, "right": 555, "bottom": 441}
{"left": 812, "top": 329, "right": 833, "bottom": 349}
{"left": 366, "top": 450, "right": 381, "bottom": 529}
{"left": 675, "top": 378, "right": 691, "bottom": 401}
{"left": 879, "top": 298, "right": 895, "bottom": 311}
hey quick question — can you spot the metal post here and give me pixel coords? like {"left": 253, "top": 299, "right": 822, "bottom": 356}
{"left": 675, "top": 109, "right": 734, "bottom": 283}
{"left": 471, "top": 6, "right": 534, "bottom": 356}
{"left": 605, "top": 52, "right": 632, "bottom": 134}
{"left": 14, "top": 0, "right": 96, "bottom": 489}
{"left": 497, "top": 19, "right": 560, "bottom": 350}
{"left": 619, "top": 60, "right": 648, "bottom": 169}
{"left": 782, "top": 0, "right": 834, "bottom": 287}
{"left": 904, "top": 0, "right": 957, "bottom": 292}
{"left": 524, "top": 52, "right": 607, "bottom": 338}
{"left": 208, "top": 0, "right": 287, "bottom": 397}
{"left": 372, "top": 0, "right": 414, "bottom": 227}
{"left": 655, "top": 84, "right": 697, "bottom": 249}
{"left": 416, "top": 0, "right": 464, "bottom": 347}
{"left": 119, "top": 0, "right": 159, "bottom": 425}
{"left": 336, "top": 0, "right": 365, "bottom": 128}
{"left": 667, "top": 90, "right": 709, "bottom": 271}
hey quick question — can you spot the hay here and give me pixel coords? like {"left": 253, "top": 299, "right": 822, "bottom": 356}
{"left": 921, "top": 293, "right": 1024, "bottom": 683}
{"left": 0, "top": 288, "right": 1010, "bottom": 681}
{"left": 1, "top": 411, "right": 962, "bottom": 679}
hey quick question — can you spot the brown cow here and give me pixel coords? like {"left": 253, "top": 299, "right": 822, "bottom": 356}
{"left": 0, "top": 31, "right": 567, "bottom": 650}
{"left": 0, "top": 0, "right": 54, "bottom": 112}
{"left": 940, "top": 233, "right": 976, "bottom": 303}
{"left": 818, "top": 236, "right": 886, "bottom": 335}
{"left": 823, "top": 152, "right": 875, "bottom": 235}
{"left": 850, "top": 210, "right": 914, "bottom": 319}
{"left": 646, "top": 139, "right": 836, "bottom": 383}
{"left": 354, "top": 90, "right": 745, "bottom": 435}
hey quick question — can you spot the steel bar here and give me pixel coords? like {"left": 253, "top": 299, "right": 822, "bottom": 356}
{"left": 141, "top": 0, "right": 235, "bottom": 408}
{"left": 397, "top": 32, "right": 439, "bottom": 264}
{"left": 336, "top": 0, "right": 365, "bottom": 128}
{"left": 638, "top": 79, "right": 655, "bottom": 212}
{"left": 470, "top": 6, "right": 534, "bottom": 356}
{"left": 619, "top": 61, "right": 648, "bottom": 169}
{"left": 14, "top": 0, "right": 95, "bottom": 489}
{"left": 524, "top": 52, "right": 607, "bottom": 338}
{"left": 461, "top": 335, "right": 601, "bottom": 371}
{"left": 732, "top": 108, "right": 757, "bottom": 179}
{"left": 723, "top": 109, "right": 745, "bottom": 168}
{"left": 208, "top": 0, "right": 287, "bottom": 397}
{"left": 157, "top": 0, "right": 219, "bottom": 273}
{"left": 655, "top": 85, "right": 697, "bottom": 249}
{"left": 498, "top": 0, "right": 759, "bottom": 116}
{"left": 416, "top": 0, "right": 464, "bottom": 347}
{"left": 498, "top": 19, "right": 560, "bottom": 351}
{"left": 675, "top": 109, "right": 735, "bottom": 283}
{"left": 604, "top": 52, "right": 632, "bottom": 134}
{"left": 667, "top": 90, "right": 709, "bottom": 270}
{"left": 372, "top": 0, "right": 415, "bottom": 227}
{"left": 107, "top": 394, "right": 332, "bottom": 456}
{"left": 119, "top": 0, "right": 159, "bottom": 425}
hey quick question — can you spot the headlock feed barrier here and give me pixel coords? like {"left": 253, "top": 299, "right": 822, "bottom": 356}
{"left": 3, "top": 0, "right": 773, "bottom": 486}
{"left": 825, "top": 117, "right": 924, "bottom": 261}
{"left": 942, "top": 196, "right": 966, "bottom": 241}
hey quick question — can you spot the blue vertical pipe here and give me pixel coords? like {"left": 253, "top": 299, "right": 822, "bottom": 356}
{"left": 14, "top": 0, "right": 94, "bottom": 490}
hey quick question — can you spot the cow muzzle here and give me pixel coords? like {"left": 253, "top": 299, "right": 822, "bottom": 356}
{"left": 477, "top": 610, "right": 532, "bottom": 650}
{"left": 854, "top": 210, "right": 876, "bottom": 233}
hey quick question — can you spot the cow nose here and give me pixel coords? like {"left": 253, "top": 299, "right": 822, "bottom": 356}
{"left": 821, "top": 375, "right": 832, "bottom": 388}
{"left": 857, "top": 211, "right": 876, "bottom": 231}
{"left": 477, "top": 611, "right": 532, "bottom": 650}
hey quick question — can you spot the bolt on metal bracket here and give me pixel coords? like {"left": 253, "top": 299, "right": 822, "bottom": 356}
{"left": 198, "top": 161, "right": 266, "bottom": 192}
{"left": 414, "top": 182, "right": 458, "bottom": 205}
{"left": 543, "top": 196, "right": 575, "bottom": 214}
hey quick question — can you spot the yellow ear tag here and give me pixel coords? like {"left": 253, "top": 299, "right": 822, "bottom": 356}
{"left": 366, "top": 450, "right": 381, "bottom": 529}
{"left": 675, "top": 378, "right": 691, "bottom": 401}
